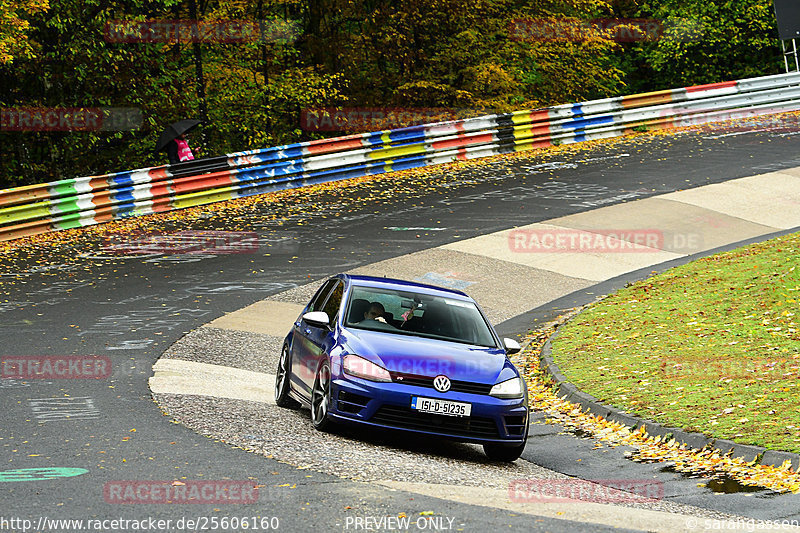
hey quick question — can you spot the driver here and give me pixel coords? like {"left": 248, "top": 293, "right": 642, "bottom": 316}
{"left": 360, "top": 302, "right": 392, "bottom": 325}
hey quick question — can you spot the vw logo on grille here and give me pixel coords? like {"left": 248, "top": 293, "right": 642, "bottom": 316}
{"left": 433, "top": 375, "right": 451, "bottom": 393}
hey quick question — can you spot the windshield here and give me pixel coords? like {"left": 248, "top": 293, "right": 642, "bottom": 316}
{"left": 345, "top": 285, "right": 498, "bottom": 348}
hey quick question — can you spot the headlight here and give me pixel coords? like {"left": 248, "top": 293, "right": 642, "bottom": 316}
{"left": 343, "top": 354, "right": 391, "bottom": 382}
{"left": 490, "top": 377, "right": 524, "bottom": 398}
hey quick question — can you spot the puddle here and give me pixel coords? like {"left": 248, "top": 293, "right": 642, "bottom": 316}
{"left": 705, "top": 476, "right": 773, "bottom": 494}
{"left": 569, "top": 428, "right": 594, "bottom": 439}
{"left": 657, "top": 465, "right": 778, "bottom": 495}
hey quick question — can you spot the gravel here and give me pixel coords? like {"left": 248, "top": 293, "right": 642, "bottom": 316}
{"left": 161, "top": 326, "right": 282, "bottom": 373}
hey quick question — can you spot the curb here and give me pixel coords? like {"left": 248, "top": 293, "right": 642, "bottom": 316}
{"left": 538, "top": 332, "right": 800, "bottom": 472}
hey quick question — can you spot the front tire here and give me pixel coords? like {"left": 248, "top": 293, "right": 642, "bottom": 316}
{"left": 311, "top": 360, "right": 333, "bottom": 431}
{"left": 483, "top": 441, "right": 526, "bottom": 462}
{"left": 275, "top": 345, "right": 298, "bottom": 408}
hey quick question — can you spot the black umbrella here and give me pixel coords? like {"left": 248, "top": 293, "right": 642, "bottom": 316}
{"left": 155, "top": 119, "right": 202, "bottom": 152}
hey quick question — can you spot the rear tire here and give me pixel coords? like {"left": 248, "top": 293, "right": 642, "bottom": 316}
{"left": 311, "top": 360, "right": 333, "bottom": 431}
{"left": 483, "top": 441, "right": 525, "bottom": 462}
{"left": 275, "top": 345, "right": 298, "bottom": 408}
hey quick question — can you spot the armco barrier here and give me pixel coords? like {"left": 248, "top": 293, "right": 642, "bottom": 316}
{"left": 2, "top": 71, "right": 800, "bottom": 242}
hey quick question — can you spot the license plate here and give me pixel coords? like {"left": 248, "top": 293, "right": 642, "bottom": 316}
{"left": 411, "top": 396, "right": 471, "bottom": 417}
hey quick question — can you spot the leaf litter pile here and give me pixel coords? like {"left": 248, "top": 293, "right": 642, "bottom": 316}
{"left": 517, "top": 232, "right": 800, "bottom": 494}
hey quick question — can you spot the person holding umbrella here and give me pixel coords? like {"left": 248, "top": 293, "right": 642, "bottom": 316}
{"left": 156, "top": 119, "right": 202, "bottom": 165}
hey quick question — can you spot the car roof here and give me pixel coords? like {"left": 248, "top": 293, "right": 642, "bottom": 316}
{"left": 339, "top": 274, "right": 472, "bottom": 300}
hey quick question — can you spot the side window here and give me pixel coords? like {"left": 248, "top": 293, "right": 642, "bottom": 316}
{"left": 309, "top": 279, "right": 337, "bottom": 312}
{"left": 321, "top": 281, "right": 344, "bottom": 322}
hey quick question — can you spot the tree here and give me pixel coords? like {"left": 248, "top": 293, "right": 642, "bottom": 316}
{"left": 0, "top": 0, "right": 49, "bottom": 64}
{"left": 623, "top": 0, "right": 782, "bottom": 89}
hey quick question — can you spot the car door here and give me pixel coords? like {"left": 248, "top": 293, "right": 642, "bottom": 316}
{"left": 293, "top": 279, "right": 344, "bottom": 395}
{"left": 290, "top": 279, "right": 337, "bottom": 398}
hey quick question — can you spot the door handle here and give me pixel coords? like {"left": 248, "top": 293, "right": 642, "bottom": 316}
{"left": 304, "top": 328, "right": 311, "bottom": 335}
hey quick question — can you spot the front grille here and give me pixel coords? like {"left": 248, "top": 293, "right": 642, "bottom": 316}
{"left": 370, "top": 405, "right": 500, "bottom": 439}
{"left": 391, "top": 373, "right": 493, "bottom": 395}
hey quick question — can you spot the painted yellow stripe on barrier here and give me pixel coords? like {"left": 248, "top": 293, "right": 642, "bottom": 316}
{"left": 172, "top": 188, "right": 236, "bottom": 209}
{"left": 381, "top": 132, "right": 392, "bottom": 144}
{"left": 0, "top": 201, "right": 52, "bottom": 225}
{"left": 367, "top": 144, "right": 426, "bottom": 160}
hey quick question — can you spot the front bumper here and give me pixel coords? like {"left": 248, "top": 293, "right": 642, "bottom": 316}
{"left": 329, "top": 376, "right": 528, "bottom": 445}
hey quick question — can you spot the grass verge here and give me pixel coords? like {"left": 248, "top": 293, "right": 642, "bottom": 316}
{"left": 550, "top": 232, "right": 800, "bottom": 452}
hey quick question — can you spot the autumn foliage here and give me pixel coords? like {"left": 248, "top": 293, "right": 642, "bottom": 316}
{"left": 0, "top": 0, "right": 783, "bottom": 187}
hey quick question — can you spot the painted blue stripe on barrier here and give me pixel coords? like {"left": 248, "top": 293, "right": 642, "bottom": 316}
{"left": 234, "top": 160, "right": 304, "bottom": 182}
{"left": 390, "top": 158, "right": 427, "bottom": 172}
{"left": 110, "top": 173, "right": 134, "bottom": 187}
{"left": 572, "top": 104, "right": 583, "bottom": 116}
{"left": 561, "top": 115, "right": 615, "bottom": 130}
{"left": 387, "top": 130, "right": 427, "bottom": 144}
{"left": 111, "top": 200, "right": 136, "bottom": 217}
{"left": 364, "top": 132, "right": 385, "bottom": 147}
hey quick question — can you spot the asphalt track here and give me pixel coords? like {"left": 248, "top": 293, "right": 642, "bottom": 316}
{"left": 2, "top": 125, "right": 800, "bottom": 532}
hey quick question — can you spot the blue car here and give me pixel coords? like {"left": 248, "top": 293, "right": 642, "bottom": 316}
{"left": 274, "top": 274, "right": 529, "bottom": 461}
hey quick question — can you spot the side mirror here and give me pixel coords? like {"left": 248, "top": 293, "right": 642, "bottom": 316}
{"left": 503, "top": 338, "right": 521, "bottom": 355}
{"left": 303, "top": 311, "right": 330, "bottom": 328}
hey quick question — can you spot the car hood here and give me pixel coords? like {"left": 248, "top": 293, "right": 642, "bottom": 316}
{"left": 340, "top": 326, "right": 509, "bottom": 383}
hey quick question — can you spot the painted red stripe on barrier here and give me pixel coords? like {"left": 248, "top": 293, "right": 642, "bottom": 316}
{"left": 0, "top": 218, "right": 55, "bottom": 242}
{"left": 528, "top": 110, "right": 550, "bottom": 122}
{"left": 306, "top": 135, "right": 366, "bottom": 154}
{"left": 525, "top": 124, "right": 553, "bottom": 137}
{"left": 149, "top": 181, "right": 175, "bottom": 212}
{"left": 620, "top": 89, "right": 674, "bottom": 108}
{"left": 518, "top": 139, "right": 552, "bottom": 150}
{"left": 151, "top": 196, "right": 173, "bottom": 213}
{"left": 685, "top": 81, "right": 737, "bottom": 93}
{"left": 432, "top": 132, "right": 494, "bottom": 150}
{"left": 89, "top": 177, "right": 108, "bottom": 191}
{"left": 171, "top": 171, "right": 234, "bottom": 194}
{"left": 0, "top": 185, "right": 52, "bottom": 208}
{"left": 148, "top": 168, "right": 170, "bottom": 183}
{"left": 457, "top": 148, "right": 468, "bottom": 160}
{"left": 94, "top": 211, "right": 114, "bottom": 224}
{"left": 90, "top": 190, "right": 114, "bottom": 210}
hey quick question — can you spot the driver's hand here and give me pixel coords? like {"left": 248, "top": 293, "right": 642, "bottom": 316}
{"left": 375, "top": 316, "right": 387, "bottom": 324}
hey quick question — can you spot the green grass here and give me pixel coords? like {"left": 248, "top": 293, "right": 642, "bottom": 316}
{"left": 551, "top": 232, "right": 800, "bottom": 452}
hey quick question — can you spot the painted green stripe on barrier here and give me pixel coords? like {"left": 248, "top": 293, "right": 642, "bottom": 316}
{"left": 50, "top": 180, "right": 78, "bottom": 198}
{"left": 50, "top": 197, "right": 80, "bottom": 216}
{"left": 53, "top": 212, "right": 86, "bottom": 230}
